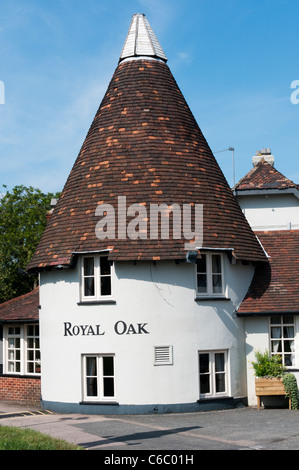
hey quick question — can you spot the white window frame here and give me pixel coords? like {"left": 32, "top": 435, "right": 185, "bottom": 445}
{"left": 198, "top": 350, "right": 228, "bottom": 399}
{"left": 269, "top": 315, "right": 296, "bottom": 367}
{"left": 82, "top": 354, "right": 116, "bottom": 402}
{"left": 196, "top": 252, "right": 225, "bottom": 298}
{"left": 3, "top": 324, "right": 41, "bottom": 376}
{"left": 80, "top": 255, "right": 113, "bottom": 302}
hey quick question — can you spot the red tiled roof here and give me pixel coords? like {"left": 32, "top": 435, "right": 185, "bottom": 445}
{"left": 234, "top": 159, "right": 298, "bottom": 191}
{"left": 27, "top": 59, "right": 266, "bottom": 271}
{"left": 0, "top": 287, "right": 39, "bottom": 322}
{"left": 238, "top": 230, "right": 299, "bottom": 315}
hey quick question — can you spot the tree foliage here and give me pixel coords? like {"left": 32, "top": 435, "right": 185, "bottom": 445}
{"left": 0, "top": 185, "right": 60, "bottom": 303}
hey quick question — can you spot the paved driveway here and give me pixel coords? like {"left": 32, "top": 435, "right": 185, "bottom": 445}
{"left": 1, "top": 403, "right": 299, "bottom": 451}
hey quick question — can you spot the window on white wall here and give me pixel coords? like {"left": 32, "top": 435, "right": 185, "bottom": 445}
{"left": 82, "top": 354, "right": 115, "bottom": 401}
{"left": 196, "top": 253, "right": 224, "bottom": 297}
{"left": 81, "top": 255, "right": 113, "bottom": 301}
{"left": 198, "top": 350, "right": 228, "bottom": 398}
{"left": 270, "top": 315, "right": 295, "bottom": 367}
{"left": 4, "top": 324, "right": 40, "bottom": 375}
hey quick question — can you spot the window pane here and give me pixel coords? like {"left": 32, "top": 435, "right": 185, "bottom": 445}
{"left": 84, "top": 277, "right": 95, "bottom": 296}
{"left": 27, "top": 325, "right": 34, "bottom": 336}
{"left": 200, "top": 374, "right": 210, "bottom": 394}
{"left": 27, "top": 350, "right": 34, "bottom": 361}
{"left": 199, "top": 354, "right": 209, "bottom": 373}
{"left": 197, "top": 274, "right": 207, "bottom": 293}
{"left": 87, "top": 378, "right": 97, "bottom": 396}
{"left": 283, "top": 326, "right": 294, "bottom": 338}
{"left": 197, "top": 255, "right": 206, "bottom": 273}
{"left": 103, "top": 356, "right": 114, "bottom": 376}
{"left": 212, "top": 255, "right": 221, "bottom": 274}
{"left": 216, "top": 373, "right": 225, "bottom": 393}
{"left": 86, "top": 357, "right": 97, "bottom": 397}
{"left": 271, "top": 340, "right": 282, "bottom": 353}
{"left": 271, "top": 327, "right": 281, "bottom": 338}
{"left": 270, "top": 316, "right": 279, "bottom": 324}
{"left": 100, "top": 257, "right": 111, "bottom": 276}
{"left": 284, "top": 340, "right": 294, "bottom": 353}
{"left": 86, "top": 357, "right": 97, "bottom": 376}
{"left": 215, "top": 353, "right": 225, "bottom": 372}
{"left": 212, "top": 275, "right": 222, "bottom": 294}
{"left": 285, "top": 355, "right": 293, "bottom": 367}
{"left": 101, "top": 276, "right": 111, "bottom": 296}
{"left": 103, "top": 377, "right": 114, "bottom": 397}
{"left": 8, "top": 350, "right": 14, "bottom": 360}
{"left": 84, "top": 258, "right": 94, "bottom": 275}
{"left": 284, "top": 315, "right": 294, "bottom": 324}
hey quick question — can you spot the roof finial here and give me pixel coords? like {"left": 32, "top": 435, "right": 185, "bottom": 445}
{"left": 119, "top": 13, "right": 167, "bottom": 63}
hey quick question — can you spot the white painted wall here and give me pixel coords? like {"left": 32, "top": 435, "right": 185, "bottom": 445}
{"left": 39, "top": 256, "right": 254, "bottom": 411}
{"left": 237, "top": 193, "right": 299, "bottom": 230}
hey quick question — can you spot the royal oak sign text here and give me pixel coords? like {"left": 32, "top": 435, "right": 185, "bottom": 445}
{"left": 63, "top": 320, "right": 149, "bottom": 337}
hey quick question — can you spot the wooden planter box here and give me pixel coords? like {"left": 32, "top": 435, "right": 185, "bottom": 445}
{"left": 255, "top": 377, "right": 290, "bottom": 410}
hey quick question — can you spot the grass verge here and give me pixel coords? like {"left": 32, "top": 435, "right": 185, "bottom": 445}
{"left": 0, "top": 425, "right": 84, "bottom": 450}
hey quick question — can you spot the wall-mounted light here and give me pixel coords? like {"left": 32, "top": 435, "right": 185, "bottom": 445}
{"left": 186, "top": 251, "right": 198, "bottom": 263}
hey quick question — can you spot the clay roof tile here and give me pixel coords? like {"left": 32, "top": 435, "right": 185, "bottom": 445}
{"left": 238, "top": 231, "right": 299, "bottom": 315}
{"left": 0, "top": 287, "right": 39, "bottom": 322}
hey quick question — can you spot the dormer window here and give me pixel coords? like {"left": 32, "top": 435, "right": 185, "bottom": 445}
{"left": 80, "top": 255, "right": 113, "bottom": 302}
{"left": 196, "top": 253, "right": 224, "bottom": 297}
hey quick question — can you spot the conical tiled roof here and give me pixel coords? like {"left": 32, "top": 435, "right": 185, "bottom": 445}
{"left": 27, "top": 15, "right": 266, "bottom": 271}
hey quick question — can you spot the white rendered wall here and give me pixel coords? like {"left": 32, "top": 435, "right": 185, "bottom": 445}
{"left": 238, "top": 194, "right": 299, "bottom": 231}
{"left": 39, "top": 257, "right": 254, "bottom": 411}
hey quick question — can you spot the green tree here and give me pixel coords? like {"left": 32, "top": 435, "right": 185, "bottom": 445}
{"left": 0, "top": 185, "right": 60, "bottom": 303}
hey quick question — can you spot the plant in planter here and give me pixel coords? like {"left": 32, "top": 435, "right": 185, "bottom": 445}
{"left": 251, "top": 350, "right": 286, "bottom": 377}
{"left": 251, "top": 350, "right": 298, "bottom": 410}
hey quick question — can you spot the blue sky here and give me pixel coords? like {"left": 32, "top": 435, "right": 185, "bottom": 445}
{"left": 1, "top": 0, "right": 299, "bottom": 193}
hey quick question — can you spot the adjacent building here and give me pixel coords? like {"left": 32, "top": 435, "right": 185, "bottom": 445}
{"left": 0, "top": 287, "right": 40, "bottom": 402}
{"left": 235, "top": 149, "right": 299, "bottom": 406}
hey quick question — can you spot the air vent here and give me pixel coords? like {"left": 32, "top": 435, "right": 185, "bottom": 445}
{"left": 154, "top": 346, "right": 173, "bottom": 365}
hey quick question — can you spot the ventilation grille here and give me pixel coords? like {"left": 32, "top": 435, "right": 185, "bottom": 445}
{"left": 154, "top": 346, "right": 173, "bottom": 365}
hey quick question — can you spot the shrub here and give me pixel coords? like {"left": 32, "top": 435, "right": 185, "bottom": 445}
{"left": 282, "top": 373, "right": 299, "bottom": 410}
{"left": 251, "top": 350, "right": 287, "bottom": 378}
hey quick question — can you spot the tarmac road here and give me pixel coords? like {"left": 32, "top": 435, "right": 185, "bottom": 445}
{"left": 1, "top": 400, "right": 299, "bottom": 452}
